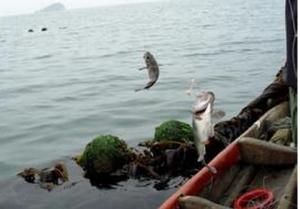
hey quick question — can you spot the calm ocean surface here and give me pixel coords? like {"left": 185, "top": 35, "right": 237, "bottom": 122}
{"left": 0, "top": 0, "right": 285, "bottom": 179}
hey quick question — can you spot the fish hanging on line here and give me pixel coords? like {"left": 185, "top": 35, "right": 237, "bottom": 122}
{"left": 192, "top": 91, "right": 225, "bottom": 174}
{"left": 135, "top": 51, "right": 159, "bottom": 92}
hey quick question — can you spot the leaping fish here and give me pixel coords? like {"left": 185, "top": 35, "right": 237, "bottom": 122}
{"left": 192, "top": 91, "right": 225, "bottom": 174}
{"left": 135, "top": 51, "right": 159, "bottom": 92}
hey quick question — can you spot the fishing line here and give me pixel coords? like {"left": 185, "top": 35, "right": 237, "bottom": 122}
{"left": 287, "top": 0, "right": 297, "bottom": 77}
{"left": 287, "top": 0, "right": 297, "bottom": 35}
{"left": 138, "top": 0, "right": 174, "bottom": 51}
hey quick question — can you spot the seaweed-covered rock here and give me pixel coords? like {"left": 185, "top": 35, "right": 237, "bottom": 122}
{"left": 154, "top": 120, "right": 193, "bottom": 142}
{"left": 77, "top": 135, "right": 132, "bottom": 175}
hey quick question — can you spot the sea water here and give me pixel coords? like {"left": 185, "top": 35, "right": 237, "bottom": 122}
{"left": 0, "top": 0, "right": 285, "bottom": 179}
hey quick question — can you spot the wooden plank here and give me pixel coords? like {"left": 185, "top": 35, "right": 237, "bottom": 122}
{"left": 238, "top": 137, "right": 297, "bottom": 165}
{"left": 276, "top": 165, "right": 297, "bottom": 209}
{"left": 246, "top": 166, "right": 294, "bottom": 206}
{"left": 179, "top": 195, "right": 231, "bottom": 209}
{"left": 220, "top": 165, "right": 257, "bottom": 207}
{"left": 199, "top": 164, "right": 241, "bottom": 202}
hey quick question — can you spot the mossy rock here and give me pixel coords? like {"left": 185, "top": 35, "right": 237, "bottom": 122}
{"left": 76, "top": 135, "right": 132, "bottom": 174}
{"left": 154, "top": 120, "right": 193, "bottom": 142}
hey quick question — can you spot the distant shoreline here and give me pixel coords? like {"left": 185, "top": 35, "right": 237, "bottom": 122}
{"left": 0, "top": 0, "right": 162, "bottom": 18}
{"left": 37, "top": 2, "right": 66, "bottom": 13}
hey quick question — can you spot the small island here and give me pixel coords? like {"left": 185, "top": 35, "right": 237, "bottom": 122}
{"left": 38, "top": 2, "right": 66, "bottom": 12}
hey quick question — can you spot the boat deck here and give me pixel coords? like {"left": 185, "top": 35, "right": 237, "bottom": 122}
{"left": 198, "top": 163, "right": 295, "bottom": 208}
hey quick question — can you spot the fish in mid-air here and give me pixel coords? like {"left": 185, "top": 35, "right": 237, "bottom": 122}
{"left": 192, "top": 91, "right": 225, "bottom": 174}
{"left": 135, "top": 51, "right": 159, "bottom": 92}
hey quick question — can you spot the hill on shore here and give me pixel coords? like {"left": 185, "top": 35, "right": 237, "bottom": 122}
{"left": 39, "top": 3, "right": 66, "bottom": 12}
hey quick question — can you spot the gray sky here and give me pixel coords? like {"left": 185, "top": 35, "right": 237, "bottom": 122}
{"left": 0, "top": 0, "right": 158, "bottom": 16}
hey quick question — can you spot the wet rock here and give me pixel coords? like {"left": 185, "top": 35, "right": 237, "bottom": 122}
{"left": 17, "top": 162, "right": 69, "bottom": 191}
{"left": 28, "top": 29, "right": 34, "bottom": 32}
{"left": 41, "top": 27, "right": 47, "bottom": 31}
{"left": 17, "top": 168, "right": 40, "bottom": 183}
{"left": 39, "top": 162, "right": 69, "bottom": 184}
{"left": 154, "top": 120, "right": 193, "bottom": 142}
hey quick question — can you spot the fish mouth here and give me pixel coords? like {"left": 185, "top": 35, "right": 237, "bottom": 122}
{"left": 192, "top": 103, "right": 208, "bottom": 116}
{"left": 194, "top": 108, "right": 206, "bottom": 115}
{"left": 192, "top": 106, "right": 208, "bottom": 120}
{"left": 192, "top": 91, "right": 215, "bottom": 114}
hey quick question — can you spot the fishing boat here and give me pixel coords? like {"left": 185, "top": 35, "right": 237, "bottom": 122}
{"left": 159, "top": 102, "right": 297, "bottom": 209}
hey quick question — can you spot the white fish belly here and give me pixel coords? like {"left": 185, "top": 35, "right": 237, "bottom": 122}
{"left": 193, "top": 115, "right": 213, "bottom": 162}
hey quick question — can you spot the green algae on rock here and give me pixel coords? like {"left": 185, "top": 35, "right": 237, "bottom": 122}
{"left": 76, "top": 135, "right": 132, "bottom": 174}
{"left": 154, "top": 120, "right": 193, "bottom": 142}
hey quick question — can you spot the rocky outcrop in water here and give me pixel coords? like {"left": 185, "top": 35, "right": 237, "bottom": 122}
{"left": 154, "top": 120, "right": 193, "bottom": 142}
{"left": 75, "top": 135, "right": 133, "bottom": 175}
{"left": 17, "top": 162, "right": 69, "bottom": 191}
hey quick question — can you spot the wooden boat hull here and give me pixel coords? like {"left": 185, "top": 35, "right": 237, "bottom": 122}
{"left": 159, "top": 102, "right": 296, "bottom": 209}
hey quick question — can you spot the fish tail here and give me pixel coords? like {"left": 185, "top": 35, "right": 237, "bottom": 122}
{"left": 197, "top": 155, "right": 204, "bottom": 162}
{"left": 135, "top": 81, "right": 156, "bottom": 92}
{"left": 144, "top": 80, "right": 156, "bottom": 89}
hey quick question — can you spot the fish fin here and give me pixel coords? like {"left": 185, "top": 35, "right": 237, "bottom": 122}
{"left": 195, "top": 115, "right": 203, "bottom": 120}
{"left": 197, "top": 156, "right": 204, "bottom": 162}
{"left": 138, "top": 66, "right": 147, "bottom": 71}
{"left": 202, "top": 139, "right": 210, "bottom": 145}
{"left": 185, "top": 90, "right": 192, "bottom": 96}
{"left": 134, "top": 88, "right": 143, "bottom": 92}
{"left": 212, "top": 109, "right": 225, "bottom": 120}
{"left": 209, "top": 129, "right": 215, "bottom": 138}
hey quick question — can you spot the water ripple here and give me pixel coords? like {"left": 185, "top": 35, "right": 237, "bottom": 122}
{"left": 33, "top": 54, "right": 53, "bottom": 60}
{"left": 0, "top": 0, "right": 285, "bottom": 181}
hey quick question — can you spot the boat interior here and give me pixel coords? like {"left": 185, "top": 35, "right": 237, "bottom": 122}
{"left": 178, "top": 102, "right": 297, "bottom": 209}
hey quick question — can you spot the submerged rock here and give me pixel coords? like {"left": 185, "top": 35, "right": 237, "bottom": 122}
{"left": 39, "top": 162, "right": 69, "bottom": 184}
{"left": 17, "top": 168, "right": 40, "bottom": 183}
{"left": 76, "top": 135, "right": 133, "bottom": 175}
{"left": 154, "top": 120, "right": 193, "bottom": 142}
{"left": 17, "top": 162, "right": 69, "bottom": 191}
